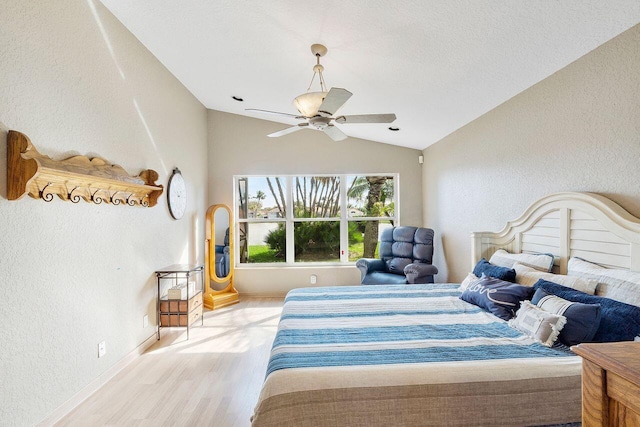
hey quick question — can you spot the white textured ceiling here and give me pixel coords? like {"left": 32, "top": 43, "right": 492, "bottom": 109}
{"left": 100, "top": 1, "right": 640, "bottom": 150}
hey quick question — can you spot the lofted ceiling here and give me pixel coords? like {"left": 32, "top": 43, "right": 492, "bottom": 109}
{"left": 100, "top": 1, "right": 640, "bottom": 150}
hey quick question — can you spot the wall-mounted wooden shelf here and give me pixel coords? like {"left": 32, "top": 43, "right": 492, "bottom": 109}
{"left": 7, "top": 130, "right": 163, "bottom": 206}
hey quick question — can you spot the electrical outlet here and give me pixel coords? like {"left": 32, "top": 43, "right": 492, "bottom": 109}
{"left": 310, "top": 274, "right": 317, "bottom": 285}
{"left": 98, "top": 341, "right": 106, "bottom": 358}
{"left": 143, "top": 314, "right": 149, "bottom": 328}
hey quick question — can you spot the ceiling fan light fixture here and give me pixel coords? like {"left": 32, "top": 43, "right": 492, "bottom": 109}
{"left": 293, "top": 91, "right": 327, "bottom": 117}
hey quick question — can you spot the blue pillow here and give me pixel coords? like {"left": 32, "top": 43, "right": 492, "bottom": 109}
{"left": 533, "top": 279, "right": 640, "bottom": 343}
{"left": 473, "top": 258, "right": 516, "bottom": 283}
{"left": 460, "top": 274, "right": 533, "bottom": 320}
{"left": 531, "top": 287, "right": 601, "bottom": 346}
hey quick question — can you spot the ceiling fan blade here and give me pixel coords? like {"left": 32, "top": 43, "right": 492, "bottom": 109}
{"left": 267, "top": 123, "right": 308, "bottom": 138}
{"left": 317, "top": 87, "right": 352, "bottom": 116}
{"left": 247, "top": 108, "right": 303, "bottom": 119}
{"left": 335, "top": 113, "right": 397, "bottom": 124}
{"left": 323, "top": 125, "right": 348, "bottom": 141}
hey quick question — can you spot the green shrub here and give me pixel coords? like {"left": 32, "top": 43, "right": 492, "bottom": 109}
{"left": 264, "top": 225, "right": 286, "bottom": 257}
{"left": 265, "top": 222, "right": 359, "bottom": 258}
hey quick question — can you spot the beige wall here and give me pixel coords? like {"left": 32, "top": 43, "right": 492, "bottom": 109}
{"left": 0, "top": 1, "right": 207, "bottom": 425}
{"left": 208, "top": 111, "right": 423, "bottom": 295}
{"left": 422, "top": 24, "right": 640, "bottom": 283}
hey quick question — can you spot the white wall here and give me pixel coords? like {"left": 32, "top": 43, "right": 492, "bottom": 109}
{"left": 208, "top": 111, "right": 424, "bottom": 295}
{"left": 422, "top": 23, "right": 640, "bottom": 283}
{"left": 0, "top": 1, "right": 207, "bottom": 425}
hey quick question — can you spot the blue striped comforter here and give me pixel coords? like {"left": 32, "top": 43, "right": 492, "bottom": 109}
{"left": 266, "top": 283, "right": 573, "bottom": 377}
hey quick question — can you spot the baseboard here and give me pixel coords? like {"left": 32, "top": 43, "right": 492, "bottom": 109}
{"left": 36, "top": 333, "right": 158, "bottom": 426}
{"left": 240, "top": 292, "right": 287, "bottom": 298}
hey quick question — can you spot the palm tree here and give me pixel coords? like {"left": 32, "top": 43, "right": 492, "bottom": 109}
{"left": 362, "top": 177, "right": 387, "bottom": 257}
{"left": 347, "top": 176, "right": 394, "bottom": 257}
{"left": 247, "top": 190, "right": 267, "bottom": 217}
{"left": 266, "top": 177, "right": 286, "bottom": 216}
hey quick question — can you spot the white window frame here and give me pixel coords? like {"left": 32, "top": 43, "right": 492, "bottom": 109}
{"left": 234, "top": 174, "right": 399, "bottom": 267}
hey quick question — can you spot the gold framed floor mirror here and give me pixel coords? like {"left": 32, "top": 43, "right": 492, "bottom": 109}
{"left": 204, "top": 204, "right": 239, "bottom": 310}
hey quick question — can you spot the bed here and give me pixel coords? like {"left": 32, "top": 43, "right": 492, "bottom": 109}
{"left": 252, "top": 192, "right": 640, "bottom": 427}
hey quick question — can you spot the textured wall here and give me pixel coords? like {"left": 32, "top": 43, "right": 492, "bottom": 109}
{"left": 422, "top": 24, "right": 640, "bottom": 283}
{"left": 207, "top": 111, "right": 423, "bottom": 295}
{"left": 0, "top": 1, "right": 207, "bottom": 425}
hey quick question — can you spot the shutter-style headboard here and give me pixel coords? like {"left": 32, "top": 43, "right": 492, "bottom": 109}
{"left": 471, "top": 192, "right": 640, "bottom": 273}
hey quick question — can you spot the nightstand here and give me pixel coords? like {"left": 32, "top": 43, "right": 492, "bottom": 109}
{"left": 572, "top": 342, "right": 640, "bottom": 426}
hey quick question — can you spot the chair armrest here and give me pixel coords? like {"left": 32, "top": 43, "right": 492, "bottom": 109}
{"left": 356, "top": 258, "right": 385, "bottom": 282}
{"left": 404, "top": 263, "right": 438, "bottom": 284}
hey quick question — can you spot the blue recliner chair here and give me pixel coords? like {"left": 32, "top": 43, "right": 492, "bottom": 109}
{"left": 215, "top": 228, "right": 230, "bottom": 278}
{"left": 356, "top": 226, "right": 438, "bottom": 285}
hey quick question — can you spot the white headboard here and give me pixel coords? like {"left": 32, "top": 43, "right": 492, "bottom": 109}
{"left": 471, "top": 192, "right": 640, "bottom": 274}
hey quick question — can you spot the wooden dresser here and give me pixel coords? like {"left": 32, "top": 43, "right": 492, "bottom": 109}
{"left": 572, "top": 342, "right": 640, "bottom": 426}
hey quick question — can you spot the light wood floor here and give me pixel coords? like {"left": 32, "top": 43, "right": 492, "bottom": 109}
{"left": 56, "top": 297, "right": 284, "bottom": 427}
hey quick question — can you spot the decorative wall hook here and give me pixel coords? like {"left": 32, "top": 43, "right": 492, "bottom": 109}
{"left": 39, "top": 182, "right": 54, "bottom": 202}
{"left": 111, "top": 191, "right": 122, "bottom": 205}
{"left": 68, "top": 186, "right": 81, "bottom": 203}
{"left": 90, "top": 188, "right": 104, "bottom": 205}
{"left": 126, "top": 193, "right": 137, "bottom": 206}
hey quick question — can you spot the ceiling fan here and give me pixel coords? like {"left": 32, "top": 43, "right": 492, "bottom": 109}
{"left": 247, "top": 44, "right": 397, "bottom": 141}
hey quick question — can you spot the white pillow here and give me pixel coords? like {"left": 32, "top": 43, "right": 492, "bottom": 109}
{"left": 508, "top": 301, "right": 566, "bottom": 347}
{"left": 489, "top": 249, "right": 554, "bottom": 272}
{"left": 458, "top": 272, "right": 479, "bottom": 292}
{"left": 513, "top": 262, "right": 598, "bottom": 295}
{"left": 567, "top": 257, "right": 640, "bottom": 307}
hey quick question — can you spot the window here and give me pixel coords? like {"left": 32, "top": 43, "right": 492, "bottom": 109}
{"left": 235, "top": 174, "right": 398, "bottom": 265}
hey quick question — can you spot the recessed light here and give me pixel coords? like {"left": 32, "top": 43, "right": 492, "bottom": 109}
{"left": 388, "top": 127, "right": 400, "bottom": 131}
{"left": 232, "top": 96, "right": 244, "bottom": 102}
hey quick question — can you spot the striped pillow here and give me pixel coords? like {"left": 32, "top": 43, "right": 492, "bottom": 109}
{"left": 567, "top": 257, "right": 640, "bottom": 307}
{"left": 489, "top": 249, "right": 554, "bottom": 272}
{"left": 534, "top": 279, "right": 640, "bottom": 343}
{"left": 531, "top": 287, "right": 601, "bottom": 346}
